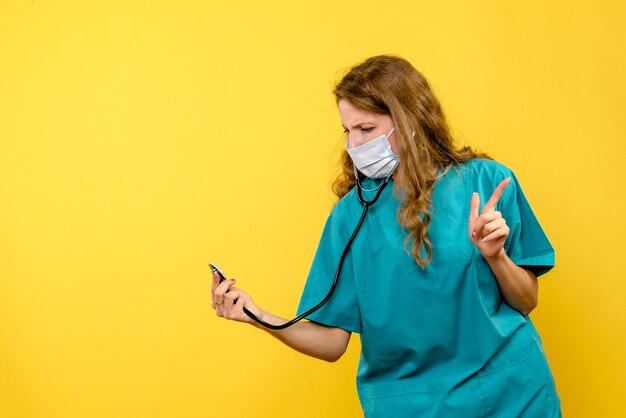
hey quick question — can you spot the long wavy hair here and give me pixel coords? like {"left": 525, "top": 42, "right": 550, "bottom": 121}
{"left": 332, "top": 55, "right": 489, "bottom": 268}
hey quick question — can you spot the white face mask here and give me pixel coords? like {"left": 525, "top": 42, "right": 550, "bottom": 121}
{"left": 346, "top": 128, "right": 399, "bottom": 178}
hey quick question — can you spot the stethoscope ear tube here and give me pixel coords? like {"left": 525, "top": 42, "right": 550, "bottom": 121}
{"left": 243, "top": 173, "right": 393, "bottom": 330}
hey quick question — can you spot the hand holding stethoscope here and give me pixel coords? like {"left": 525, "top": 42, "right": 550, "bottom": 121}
{"left": 468, "top": 177, "right": 512, "bottom": 259}
{"left": 210, "top": 265, "right": 263, "bottom": 325}
{"left": 210, "top": 169, "right": 395, "bottom": 330}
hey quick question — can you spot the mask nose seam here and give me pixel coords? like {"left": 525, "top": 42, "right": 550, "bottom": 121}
{"left": 347, "top": 128, "right": 395, "bottom": 150}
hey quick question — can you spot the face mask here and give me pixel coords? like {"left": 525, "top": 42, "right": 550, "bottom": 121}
{"left": 346, "top": 128, "right": 399, "bottom": 178}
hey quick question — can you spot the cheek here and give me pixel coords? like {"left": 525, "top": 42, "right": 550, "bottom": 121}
{"left": 348, "top": 134, "right": 368, "bottom": 149}
{"left": 389, "top": 137, "right": 399, "bottom": 155}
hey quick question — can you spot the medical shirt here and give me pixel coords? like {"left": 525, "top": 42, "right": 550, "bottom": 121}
{"left": 296, "top": 159, "right": 561, "bottom": 417}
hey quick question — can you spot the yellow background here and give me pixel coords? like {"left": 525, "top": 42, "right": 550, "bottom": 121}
{"left": 1, "top": 1, "right": 624, "bottom": 417}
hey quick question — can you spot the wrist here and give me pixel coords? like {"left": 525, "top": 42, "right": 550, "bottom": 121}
{"left": 247, "top": 307, "right": 266, "bottom": 328}
{"left": 483, "top": 247, "right": 506, "bottom": 263}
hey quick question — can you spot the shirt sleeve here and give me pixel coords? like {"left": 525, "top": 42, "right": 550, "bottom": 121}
{"left": 500, "top": 171, "right": 556, "bottom": 277}
{"left": 296, "top": 199, "right": 362, "bottom": 333}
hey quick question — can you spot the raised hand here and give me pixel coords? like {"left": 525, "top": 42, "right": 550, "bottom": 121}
{"left": 468, "top": 178, "right": 511, "bottom": 259}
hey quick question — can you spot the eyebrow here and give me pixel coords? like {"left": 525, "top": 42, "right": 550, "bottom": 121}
{"left": 341, "top": 122, "right": 375, "bottom": 130}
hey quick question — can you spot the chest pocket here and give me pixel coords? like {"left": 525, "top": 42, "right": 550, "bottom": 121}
{"left": 428, "top": 182, "right": 471, "bottom": 270}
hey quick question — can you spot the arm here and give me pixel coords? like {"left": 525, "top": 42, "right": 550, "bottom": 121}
{"left": 483, "top": 249, "right": 538, "bottom": 315}
{"left": 469, "top": 178, "right": 539, "bottom": 316}
{"left": 212, "top": 274, "right": 351, "bottom": 362}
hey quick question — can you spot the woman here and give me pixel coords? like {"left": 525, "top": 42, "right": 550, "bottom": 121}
{"left": 212, "top": 55, "right": 562, "bottom": 417}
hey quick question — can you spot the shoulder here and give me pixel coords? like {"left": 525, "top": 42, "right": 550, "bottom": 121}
{"left": 458, "top": 158, "right": 514, "bottom": 179}
{"left": 335, "top": 188, "right": 355, "bottom": 210}
{"left": 456, "top": 158, "right": 517, "bottom": 192}
{"left": 334, "top": 184, "right": 362, "bottom": 212}
{"left": 318, "top": 190, "right": 361, "bottom": 240}
{"left": 452, "top": 159, "right": 519, "bottom": 209}
{"left": 327, "top": 190, "right": 355, "bottom": 224}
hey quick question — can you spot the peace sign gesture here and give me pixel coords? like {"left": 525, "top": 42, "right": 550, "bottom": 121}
{"left": 469, "top": 177, "right": 511, "bottom": 259}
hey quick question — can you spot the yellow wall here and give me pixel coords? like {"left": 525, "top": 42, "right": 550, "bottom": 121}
{"left": 1, "top": 1, "right": 624, "bottom": 417}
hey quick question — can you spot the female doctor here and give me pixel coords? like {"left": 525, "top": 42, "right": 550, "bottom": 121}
{"left": 211, "top": 55, "right": 562, "bottom": 417}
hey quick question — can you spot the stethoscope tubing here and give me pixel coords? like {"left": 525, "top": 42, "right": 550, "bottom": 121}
{"left": 243, "top": 172, "right": 393, "bottom": 330}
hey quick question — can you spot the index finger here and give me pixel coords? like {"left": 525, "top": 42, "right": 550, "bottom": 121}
{"left": 482, "top": 177, "right": 511, "bottom": 213}
{"left": 210, "top": 272, "right": 221, "bottom": 293}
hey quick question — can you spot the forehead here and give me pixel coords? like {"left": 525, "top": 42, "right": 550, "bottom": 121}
{"left": 338, "top": 99, "right": 386, "bottom": 126}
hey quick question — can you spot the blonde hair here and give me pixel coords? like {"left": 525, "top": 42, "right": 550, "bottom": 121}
{"left": 332, "top": 55, "right": 489, "bottom": 268}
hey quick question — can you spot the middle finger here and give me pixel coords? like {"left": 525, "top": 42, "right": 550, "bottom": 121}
{"left": 473, "top": 211, "right": 501, "bottom": 238}
{"left": 481, "top": 218, "right": 506, "bottom": 237}
{"left": 214, "top": 279, "right": 236, "bottom": 306}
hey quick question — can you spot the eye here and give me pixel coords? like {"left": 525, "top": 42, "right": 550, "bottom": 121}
{"left": 362, "top": 127, "right": 373, "bottom": 133}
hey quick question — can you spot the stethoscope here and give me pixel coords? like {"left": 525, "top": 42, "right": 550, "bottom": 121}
{"left": 221, "top": 166, "right": 396, "bottom": 330}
